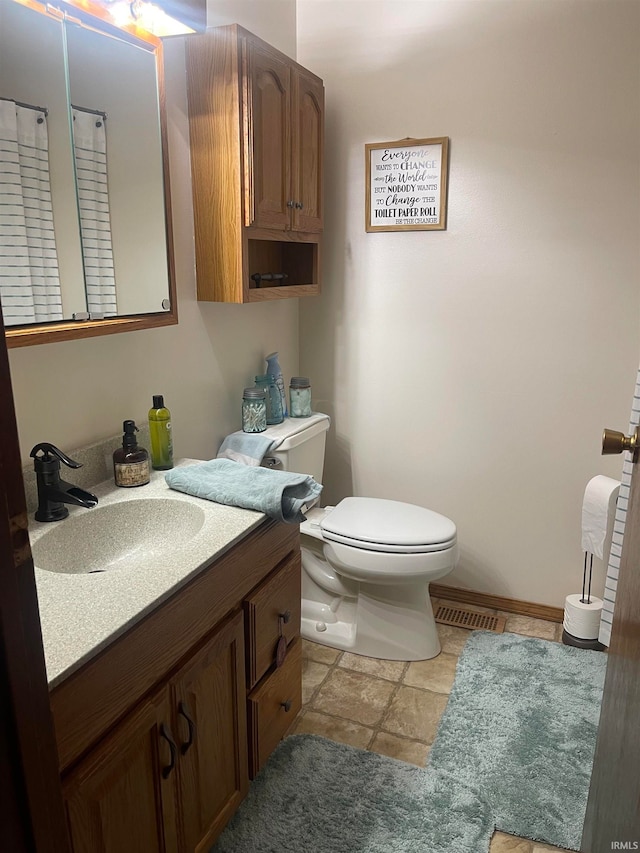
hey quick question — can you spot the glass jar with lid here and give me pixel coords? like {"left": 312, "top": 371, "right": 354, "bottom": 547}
{"left": 255, "top": 374, "right": 284, "bottom": 425}
{"left": 289, "top": 377, "right": 312, "bottom": 418}
{"left": 242, "top": 388, "right": 267, "bottom": 433}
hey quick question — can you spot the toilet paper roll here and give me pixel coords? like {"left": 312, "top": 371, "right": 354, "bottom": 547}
{"left": 563, "top": 593, "right": 603, "bottom": 641}
{"left": 581, "top": 475, "right": 620, "bottom": 559}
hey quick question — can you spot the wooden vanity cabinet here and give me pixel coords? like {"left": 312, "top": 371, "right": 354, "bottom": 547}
{"left": 53, "top": 520, "right": 301, "bottom": 852}
{"left": 63, "top": 689, "right": 180, "bottom": 853}
{"left": 186, "top": 25, "right": 324, "bottom": 303}
{"left": 244, "top": 552, "right": 302, "bottom": 777}
{"left": 63, "top": 614, "right": 246, "bottom": 853}
{"left": 171, "top": 613, "right": 248, "bottom": 852}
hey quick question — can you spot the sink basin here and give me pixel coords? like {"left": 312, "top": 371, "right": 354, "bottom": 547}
{"left": 31, "top": 498, "right": 206, "bottom": 574}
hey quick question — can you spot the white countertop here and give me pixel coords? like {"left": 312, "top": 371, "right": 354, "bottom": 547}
{"left": 30, "top": 460, "right": 266, "bottom": 688}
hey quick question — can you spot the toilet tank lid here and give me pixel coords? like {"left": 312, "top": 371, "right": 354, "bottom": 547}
{"left": 321, "top": 497, "right": 457, "bottom": 549}
{"left": 263, "top": 413, "right": 330, "bottom": 451}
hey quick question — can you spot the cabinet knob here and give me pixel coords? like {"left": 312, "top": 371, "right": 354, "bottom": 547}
{"left": 279, "top": 610, "right": 292, "bottom": 625}
{"left": 281, "top": 699, "right": 292, "bottom": 713}
{"left": 295, "top": 202, "right": 303, "bottom": 209}
{"left": 287, "top": 200, "right": 294, "bottom": 208}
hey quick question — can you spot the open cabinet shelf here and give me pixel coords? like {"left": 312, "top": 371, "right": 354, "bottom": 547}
{"left": 246, "top": 237, "right": 319, "bottom": 301}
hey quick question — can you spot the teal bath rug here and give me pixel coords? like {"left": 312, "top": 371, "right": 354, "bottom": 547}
{"left": 212, "top": 632, "right": 606, "bottom": 852}
{"left": 428, "top": 631, "right": 607, "bottom": 850}
{"left": 213, "top": 734, "right": 493, "bottom": 853}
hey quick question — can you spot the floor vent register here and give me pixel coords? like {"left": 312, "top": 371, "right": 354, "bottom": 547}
{"left": 435, "top": 605, "right": 506, "bottom": 634}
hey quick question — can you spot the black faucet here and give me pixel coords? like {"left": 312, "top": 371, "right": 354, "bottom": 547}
{"left": 30, "top": 443, "right": 99, "bottom": 522}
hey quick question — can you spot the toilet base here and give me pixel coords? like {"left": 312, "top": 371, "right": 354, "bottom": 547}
{"left": 301, "top": 582, "right": 442, "bottom": 661}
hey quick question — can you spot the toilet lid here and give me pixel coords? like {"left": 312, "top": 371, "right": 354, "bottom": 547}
{"left": 320, "top": 497, "right": 457, "bottom": 554}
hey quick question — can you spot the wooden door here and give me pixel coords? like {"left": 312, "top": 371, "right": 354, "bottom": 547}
{"left": 173, "top": 611, "right": 248, "bottom": 853}
{"left": 63, "top": 690, "right": 179, "bottom": 853}
{"left": 291, "top": 68, "right": 324, "bottom": 234}
{"left": 582, "top": 434, "right": 640, "bottom": 848}
{"left": 0, "top": 303, "right": 70, "bottom": 851}
{"left": 246, "top": 41, "right": 291, "bottom": 231}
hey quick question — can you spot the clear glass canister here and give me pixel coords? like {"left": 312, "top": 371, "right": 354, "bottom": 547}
{"left": 255, "top": 374, "right": 284, "bottom": 425}
{"left": 289, "top": 377, "right": 312, "bottom": 418}
{"left": 242, "top": 388, "right": 267, "bottom": 433}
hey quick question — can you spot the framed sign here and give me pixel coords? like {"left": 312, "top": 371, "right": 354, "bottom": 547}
{"left": 365, "top": 137, "right": 449, "bottom": 232}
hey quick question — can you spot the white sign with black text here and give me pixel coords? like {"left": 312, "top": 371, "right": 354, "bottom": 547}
{"left": 365, "top": 137, "right": 449, "bottom": 232}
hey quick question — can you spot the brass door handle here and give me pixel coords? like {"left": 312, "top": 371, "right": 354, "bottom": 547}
{"left": 602, "top": 427, "right": 639, "bottom": 456}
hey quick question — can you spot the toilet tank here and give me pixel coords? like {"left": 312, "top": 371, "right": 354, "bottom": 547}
{"left": 262, "top": 414, "right": 330, "bottom": 484}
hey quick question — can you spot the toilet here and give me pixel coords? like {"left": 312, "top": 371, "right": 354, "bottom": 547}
{"left": 262, "top": 414, "right": 458, "bottom": 660}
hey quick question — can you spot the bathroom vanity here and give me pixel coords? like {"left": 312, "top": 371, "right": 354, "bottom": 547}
{"left": 32, "top": 472, "right": 301, "bottom": 852}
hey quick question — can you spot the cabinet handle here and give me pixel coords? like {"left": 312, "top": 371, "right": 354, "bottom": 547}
{"left": 178, "top": 701, "right": 196, "bottom": 754}
{"left": 279, "top": 610, "right": 292, "bottom": 625}
{"left": 281, "top": 699, "right": 292, "bottom": 713}
{"left": 159, "top": 723, "right": 177, "bottom": 779}
{"left": 286, "top": 200, "right": 294, "bottom": 208}
{"left": 295, "top": 202, "right": 303, "bottom": 209}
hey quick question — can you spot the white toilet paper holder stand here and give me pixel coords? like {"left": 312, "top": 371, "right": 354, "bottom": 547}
{"left": 562, "top": 550, "right": 606, "bottom": 651}
{"left": 581, "top": 552, "right": 594, "bottom": 605}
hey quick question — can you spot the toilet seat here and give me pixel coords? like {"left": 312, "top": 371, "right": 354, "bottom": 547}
{"left": 319, "top": 496, "right": 457, "bottom": 554}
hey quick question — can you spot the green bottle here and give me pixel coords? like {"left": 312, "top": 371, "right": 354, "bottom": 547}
{"left": 148, "top": 394, "right": 174, "bottom": 470}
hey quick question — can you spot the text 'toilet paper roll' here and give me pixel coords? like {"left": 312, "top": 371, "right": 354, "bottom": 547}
{"left": 581, "top": 475, "right": 620, "bottom": 559}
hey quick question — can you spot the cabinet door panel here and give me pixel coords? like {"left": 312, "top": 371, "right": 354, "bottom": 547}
{"left": 174, "top": 611, "right": 248, "bottom": 853}
{"left": 63, "top": 691, "right": 178, "bottom": 853}
{"left": 247, "top": 42, "right": 291, "bottom": 231}
{"left": 292, "top": 69, "right": 324, "bottom": 233}
{"left": 247, "top": 639, "right": 302, "bottom": 778}
{"left": 245, "top": 552, "right": 301, "bottom": 690}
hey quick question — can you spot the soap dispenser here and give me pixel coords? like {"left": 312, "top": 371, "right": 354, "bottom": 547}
{"left": 113, "top": 420, "right": 150, "bottom": 487}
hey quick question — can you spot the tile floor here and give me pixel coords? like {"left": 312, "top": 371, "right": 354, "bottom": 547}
{"left": 291, "top": 598, "right": 567, "bottom": 853}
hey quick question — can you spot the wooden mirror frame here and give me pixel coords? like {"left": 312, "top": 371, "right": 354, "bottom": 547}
{"left": 4, "top": 0, "right": 178, "bottom": 349}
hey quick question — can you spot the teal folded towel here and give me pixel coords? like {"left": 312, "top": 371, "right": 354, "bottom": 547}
{"left": 217, "top": 432, "right": 275, "bottom": 466}
{"left": 165, "top": 459, "right": 322, "bottom": 524}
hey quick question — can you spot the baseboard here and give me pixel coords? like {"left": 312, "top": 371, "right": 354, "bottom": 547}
{"left": 430, "top": 584, "right": 563, "bottom": 624}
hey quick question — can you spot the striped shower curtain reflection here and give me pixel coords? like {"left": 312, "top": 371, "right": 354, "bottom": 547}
{"left": 72, "top": 106, "right": 117, "bottom": 317}
{"left": 0, "top": 98, "right": 63, "bottom": 325}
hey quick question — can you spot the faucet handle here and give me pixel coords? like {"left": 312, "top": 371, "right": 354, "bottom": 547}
{"left": 30, "top": 443, "right": 82, "bottom": 470}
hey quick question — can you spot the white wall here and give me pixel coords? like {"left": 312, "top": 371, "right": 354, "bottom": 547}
{"left": 297, "top": 0, "right": 640, "bottom": 606}
{"left": 8, "top": 0, "right": 299, "bottom": 465}
{"left": 207, "top": 0, "right": 296, "bottom": 56}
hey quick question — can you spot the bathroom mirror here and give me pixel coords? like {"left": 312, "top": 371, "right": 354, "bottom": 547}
{"left": 0, "top": 0, "right": 177, "bottom": 347}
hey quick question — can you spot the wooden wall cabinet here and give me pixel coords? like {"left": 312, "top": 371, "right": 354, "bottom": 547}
{"left": 53, "top": 520, "right": 301, "bottom": 852}
{"left": 186, "top": 25, "right": 324, "bottom": 303}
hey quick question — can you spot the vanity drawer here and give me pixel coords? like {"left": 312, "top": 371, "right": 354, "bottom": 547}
{"left": 247, "top": 639, "right": 301, "bottom": 778}
{"left": 244, "top": 551, "right": 301, "bottom": 689}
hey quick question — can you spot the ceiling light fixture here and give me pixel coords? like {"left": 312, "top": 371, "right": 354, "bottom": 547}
{"left": 88, "top": 0, "right": 205, "bottom": 37}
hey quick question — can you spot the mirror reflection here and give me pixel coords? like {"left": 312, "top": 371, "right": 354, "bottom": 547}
{"left": 65, "top": 19, "right": 170, "bottom": 316}
{"left": 0, "top": 0, "right": 172, "bottom": 329}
